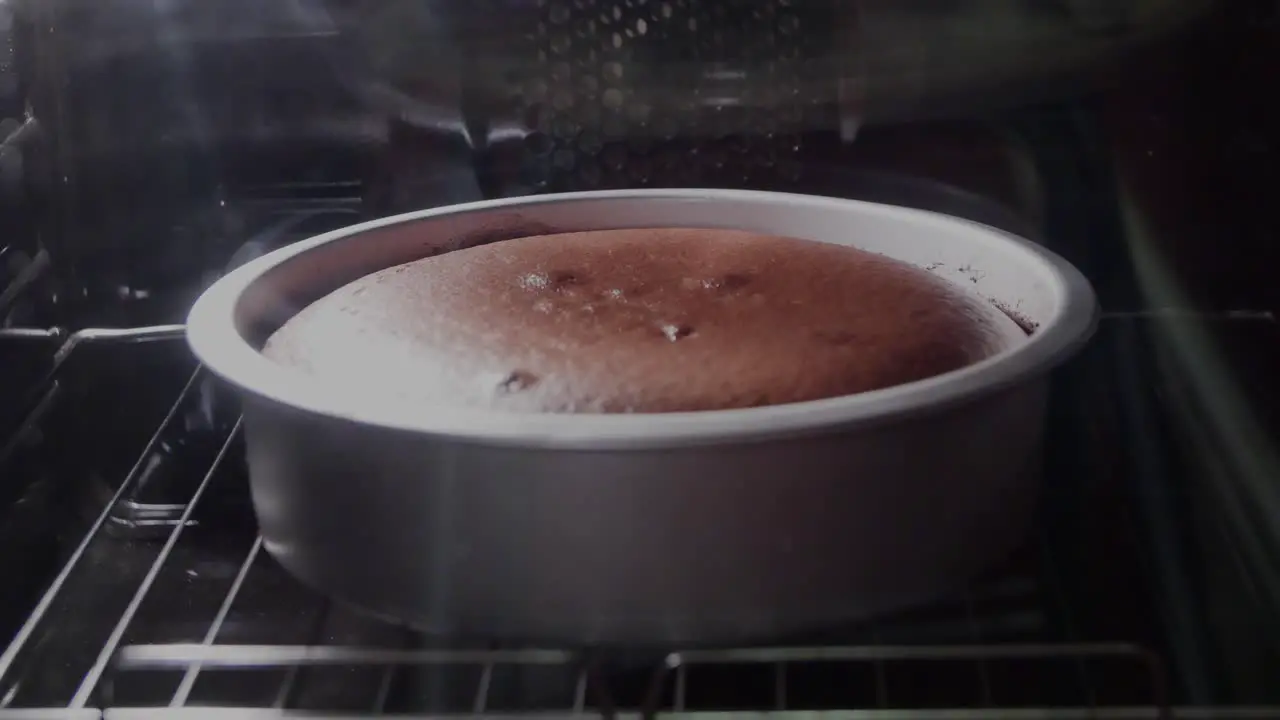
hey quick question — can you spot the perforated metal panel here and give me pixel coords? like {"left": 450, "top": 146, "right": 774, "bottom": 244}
{"left": 510, "top": 0, "right": 841, "bottom": 191}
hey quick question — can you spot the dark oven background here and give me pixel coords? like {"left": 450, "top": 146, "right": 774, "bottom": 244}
{"left": 2, "top": 0, "right": 1280, "bottom": 716}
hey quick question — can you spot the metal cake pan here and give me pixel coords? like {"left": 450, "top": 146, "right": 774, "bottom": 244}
{"left": 187, "top": 189, "right": 1097, "bottom": 645}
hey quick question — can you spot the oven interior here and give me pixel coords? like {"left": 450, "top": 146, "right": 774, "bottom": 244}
{"left": 2, "top": 0, "right": 1280, "bottom": 716}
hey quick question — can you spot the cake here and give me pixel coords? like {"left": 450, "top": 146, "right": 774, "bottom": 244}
{"left": 262, "top": 228, "right": 1024, "bottom": 413}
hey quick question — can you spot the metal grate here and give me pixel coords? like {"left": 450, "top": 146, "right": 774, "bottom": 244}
{"left": 0, "top": 330, "right": 1273, "bottom": 719}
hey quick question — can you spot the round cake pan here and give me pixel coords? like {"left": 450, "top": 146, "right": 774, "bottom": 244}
{"left": 187, "top": 189, "right": 1098, "bottom": 645}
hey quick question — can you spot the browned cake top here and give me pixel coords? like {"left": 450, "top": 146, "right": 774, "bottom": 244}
{"left": 262, "top": 228, "right": 1020, "bottom": 413}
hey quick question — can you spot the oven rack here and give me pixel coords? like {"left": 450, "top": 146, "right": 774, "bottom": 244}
{"left": 0, "top": 327, "right": 1273, "bottom": 719}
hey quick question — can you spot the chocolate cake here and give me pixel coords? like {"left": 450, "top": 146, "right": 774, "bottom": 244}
{"left": 262, "top": 228, "right": 1025, "bottom": 413}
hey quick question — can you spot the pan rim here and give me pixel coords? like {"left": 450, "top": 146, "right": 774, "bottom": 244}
{"left": 186, "top": 189, "right": 1098, "bottom": 450}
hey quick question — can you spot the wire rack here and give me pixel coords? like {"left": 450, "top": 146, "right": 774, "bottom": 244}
{"left": 0, "top": 329, "right": 1275, "bottom": 720}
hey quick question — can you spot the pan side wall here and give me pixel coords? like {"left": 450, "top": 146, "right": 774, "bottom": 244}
{"left": 240, "top": 381, "right": 1047, "bottom": 646}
